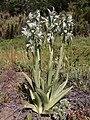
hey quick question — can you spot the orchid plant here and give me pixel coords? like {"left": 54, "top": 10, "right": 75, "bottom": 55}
{"left": 21, "top": 8, "right": 73, "bottom": 114}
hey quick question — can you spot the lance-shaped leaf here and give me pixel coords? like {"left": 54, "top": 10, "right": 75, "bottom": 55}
{"left": 33, "top": 57, "right": 41, "bottom": 88}
{"left": 36, "top": 88, "right": 49, "bottom": 105}
{"left": 24, "top": 100, "right": 38, "bottom": 113}
{"left": 29, "top": 89, "right": 35, "bottom": 100}
{"left": 40, "top": 78, "right": 45, "bottom": 90}
{"left": 22, "top": 72, "right": 34, "bottom": 90}
{"left": 45, "top": 86, "right": 73, "bottom": 110}
{"left": 34, "top": 92, "right": 43, "bottom": 114}
{"left": 47, "top": 49, "right": 54, "bottom": 86}
{"left": 26, "top": 112, "right": 32, "bottom": 120}
{"left": 54, "top": 44, "right": 64, "bottom": 82}
{"left": 50, "top": 74, "right": 68, "bottom": 99}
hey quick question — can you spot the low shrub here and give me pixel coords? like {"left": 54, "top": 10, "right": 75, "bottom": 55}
{"left": 0, "top": 12, "right": 26, "bottom": 40}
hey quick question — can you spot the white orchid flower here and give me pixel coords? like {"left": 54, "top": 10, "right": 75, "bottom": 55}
{"left": 63, "top": 22, "right": 66, "bottom": 28}
{"left": 68, "top": 15, "right": 72, "bottom": 22}
{"left": 26, "top": 44, "right": 30, "bottom": 47}
{"left": 64, "top": 30, "right": 68, "bottom": 33}
{"left": 29, "top": 12, "right": 33, "bottom": 19}
{"left": 22, "top": 28, "right": 28, "bottom": 36}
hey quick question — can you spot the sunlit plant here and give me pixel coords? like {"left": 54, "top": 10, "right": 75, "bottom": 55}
{"left": 52, "top": 99, "right": 71, "bottom": 120}
{"left": 21, "top": 8, "right": 73, "bottom": 114}
{"left": 68, "top": 63, "right": 90, "bottom": 91}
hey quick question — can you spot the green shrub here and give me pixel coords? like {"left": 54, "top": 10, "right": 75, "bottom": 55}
{"left": 0, "top": 13, "right": 26, "bottom": 40}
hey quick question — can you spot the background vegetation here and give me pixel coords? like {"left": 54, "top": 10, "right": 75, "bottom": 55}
{"left": 0, "top": 0, "right": 90, "bottom": 39}
{"left": 0, "top": 35, "right": 90, "bottom": 73}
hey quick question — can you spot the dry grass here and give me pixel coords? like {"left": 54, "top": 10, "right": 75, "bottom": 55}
{"left": 0, "top": 49, "right": 28, "bottom": 72}
{"left": 0, "top": 12, "right": 26, "bottom": 39}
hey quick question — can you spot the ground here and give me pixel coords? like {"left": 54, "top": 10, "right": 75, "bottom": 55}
{"left": 0, "top": 70, "right": 90, "bottom": 120}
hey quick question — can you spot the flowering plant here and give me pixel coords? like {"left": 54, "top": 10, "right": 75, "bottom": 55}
{"left": 21, "top": 8, "right": 73, "bottom": 114}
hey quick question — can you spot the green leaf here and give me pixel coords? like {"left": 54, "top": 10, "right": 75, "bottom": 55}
{"left": 33, "top": 57, "right": 41, "bottom": 88}
{"left": 53, "top": 86, "right": 73, "bottom": 104}
{"left": 54, "top": 44, "right": 64, "bottom": 82}
{"left": 45, "top": 86, "right": 72, "bottom": 110}
{"left": 46, "top": 49, "right": 54, "bottom": 88}
{"left": 47, "top": 89, "right": 51, "bottom": 100}
{"left": 34, "top": 92, "right": 43, "bottom": 114}
{"left": 51, "top": 74, "right": 68, "bottom": 99}
{"left": 22, "top": 72, "right": 34, "bottom": 90}
{"left": 43, "top": 109, "right": 54, "bottom": 114}
{"left": 29, "top": 89, "right": 35, "bottom": 100}
{"left": 47, "top": 62, "right": 54, "bottom": 86}
{"left": 26, "top": 112, "right": 32, "bottom": 120}
{"left": 40, "top": 78, "right": 45, "bottom": 90}
{"left": 36, "top": 88, "right": 49, "bottom": 104}
{"left": 23, "top": 101, "right": 38, "bottom": 113}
